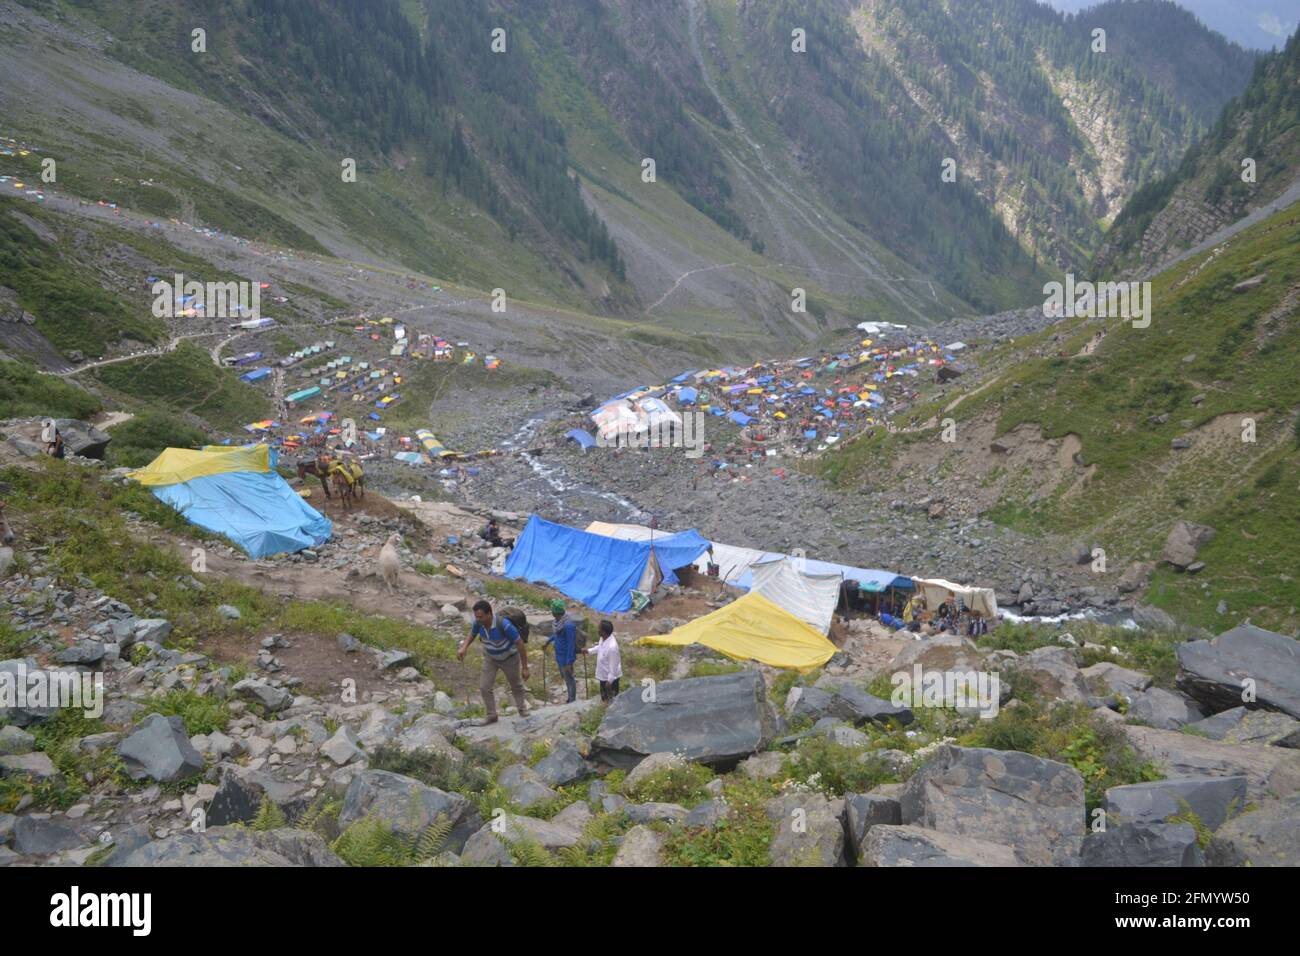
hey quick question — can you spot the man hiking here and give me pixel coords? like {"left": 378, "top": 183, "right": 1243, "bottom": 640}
{"left": 543, "top": 599, "right": 578, "bottom": 703}
{"left": 458, "top": 599, "right": 530, "bottom": 725}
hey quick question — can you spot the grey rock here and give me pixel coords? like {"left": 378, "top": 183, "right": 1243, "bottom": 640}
{"left": 339, "top": 770, "right": 482, "bottom": 852}
{"left": 103, "top": 827, "right": 343, "bottom": 866}
{"left": 497, "top": 763, "right": 557, "bottom": 809}
{"left": 683, "top": 798, "right": 732, "bottom": 829}
{"left": 12, "top": 816, "right": 88, "bottom": 855}
{"left": 1175, "top": 623, "right": 1300, "bottom": 719}
{"left": 591, "top": 671, "right": 778, "bottom": 770}
{"left": 0, "top": 725, "right": 35, "bottom": 756}
{"left": 624, "top": 802, "right": 688, "bottom": 825}
{"left": 116, "top": 715, "right": 204, "bottom": 783}
{"left": 1128, "top": 687, "right": 1206, "bottom": 730}
{"left": 1206, "top": 794, "right": 1300, "bottom": 866}
{"left": 901, "top": 745, "right": 1086, "bottom": 866}
{"left": 320, "top": 726, "right": 363, "bottom": 766}
{"left": 1120, "top": 724, "right": 1300, "bottom": 798}
{"left": 1081, "top": 823, "right": 1204, "bottom": 867}
{"left": 766, "top": 793, "right": 848, "bottom": 867}
{"left": 860, "top": 825, "right": 1018, "bottom": 867}
{"left": 55, "top": 642, "right": 105, "bottom": 665}
{"left": 1082, "top": 662, "right": 1152, "bottom": 698}
{"left": 0, "top": 751, "right": 59, "bottom": 781}
{"left": 533, "top": 739, "right": 589, "bottom": 787}
{"left": 232, "top": 678, "right": 292, "bottom": 713}
{"left": 206, "top": 766, "right": 311, "bottom": 826}
{"left": 392, "top": 715, "right": 460, "bottom": 759}
{"left": 611, "top": 824, "right": 665, "bottom": 867}
{"left": 1105, "top": 775, "right": 1248, "bottom": 831}
{"left": 460, "top": 828, "right": 516, "bottom": 867}
{"left": 844, "top": 792, "right": 902, "bottom": 861}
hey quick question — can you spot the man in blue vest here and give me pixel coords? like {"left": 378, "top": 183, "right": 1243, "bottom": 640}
{"left": 458, "top": 599, "right": 531, "bottom": 724}
{"left": 544, "top": 599, "right": 578, "bottom": 703}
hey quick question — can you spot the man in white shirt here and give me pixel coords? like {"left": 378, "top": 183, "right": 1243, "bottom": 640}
{"left": 584, "top": 619, "right": 622, "bottom": 702}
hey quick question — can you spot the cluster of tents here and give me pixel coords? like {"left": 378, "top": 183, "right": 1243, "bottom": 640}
{"left": 503, "top": 516, "right": 996, "bottom": 673}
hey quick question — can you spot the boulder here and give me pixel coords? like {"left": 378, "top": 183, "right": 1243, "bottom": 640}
{"left": 612, "top": 824, "right": 665, "bottom": 867}
{"left": 1081, "top": 662, "right": 1152, "bottom": 698}
{"left": 812, "top": 678, "right": 914, "bottom": 726}
{"left": 115, "top": 714, "right": 204, "bottom": 783}
{"left": 103, "top": 827, "right": 343, "bottom": 866}
{"left": 497, "top": 763, "right": 557, "bottom": 809}
{"left": 1121, "top": 724, "right": 1300, "bottom": 799}
{"left": 590, "top": 671, "right": 778, "bottom": 770}
{"left": 356, "top": 708, "right": 402, "bottom": 749}
{"left": 683, "top": 798, "right": 732, "bottom": 829}
{"left": 320, "top": 726, "right": 363, "bottom": 766}
{"left": 460, "top": 828, "right": 517, "bottom": 867}
{"left": 390, "top": 715, "right": 459, "bottom": 759}
{"left": 12, "top": 816, "right": 89, "bottom": 856}
{"left": 625, "top": 802, "right": 688, "bottom": 825}
{"left": 54, "top": 419, "right": 110, "bottom": 459}
{"left": 533, "top": 739, "right": 590, "bottom": 788}
{"left": 1116, "top": 562, "right": 1154, "bottom": 594}
{"left": 844, "top": 792, "right": 902, "bottom": 862}
{"left": 1105, "top": 775, "right": 1248, "bottom": 831}
{"left": 860, "top": 825, "right": 1019, "bottom": 867}
{"left": 0, "top": 725, "right": 35, "bottom": 756}
{"left": 1127, "top": 687, "right": 1205, "bottom": 730}
{"left": 1206, "top": 794, "right": 1300, "bottom": 866}
{"left": 1175, "top": 624, "right": 1300, "bottom": 719}
{"left": 901, "top": 745, "right": 1086, "bottom": 865}
{"left": 468, "top": 813, "right": 583, "bottom": 851}
{"left": 339, "top": 770, "right": 481, "bottom": 852}
{"left": 1186, "top": 707, "right": 1300, "bottom": 748}
{"left": 1081, "top": 823, "right": 1204, "bottom": 867}
{"left": 1161, "top": 521, "right": 1215, "bottom": 568}
{"left": 739, "top": 752, "right": 785, "bottom": 781}
{"left": 0, "top": 752, "right": 59, "bottom": 781}
{"left": 1011, "top": 646, "right": 1090, "bottom": 703}
{"left": 765, "top": 793, "right": 848, "bottom": 867}
{"left": 232, "top": 678, "right": 292, "bottom": 713}
{"left": 206, "top": 766, "right": 312, "bottom": 826}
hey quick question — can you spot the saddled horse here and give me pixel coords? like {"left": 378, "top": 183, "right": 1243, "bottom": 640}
{"left": 328, "top": 460, "right": 365, "bottom": 510}
{"left": 296, "top": 458, "right": 333, "bottom": 499}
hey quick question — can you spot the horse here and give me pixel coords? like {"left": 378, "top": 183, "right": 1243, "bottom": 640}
{"left": 328, "top": 461, "right": 365, "bottom": 510}
{"left": 296, "top": 458, "right": 332, "bottom": 499}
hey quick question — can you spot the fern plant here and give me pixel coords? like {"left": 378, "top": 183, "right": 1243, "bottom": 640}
{"left": 251, "top": 795, "right": 287, "bottom": 831}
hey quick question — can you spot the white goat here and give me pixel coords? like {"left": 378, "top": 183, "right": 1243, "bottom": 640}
{"left": 378, "top": 533, "right": 402, "bottom": 594}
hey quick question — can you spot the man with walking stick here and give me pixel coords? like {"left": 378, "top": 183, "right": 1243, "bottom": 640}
{"left": 543, "top": 600, "right": 578, "bottom": 704}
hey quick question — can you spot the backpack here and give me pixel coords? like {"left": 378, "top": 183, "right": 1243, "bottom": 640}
{"left": 500, "top": 606, "right": 530, "bottom": 643}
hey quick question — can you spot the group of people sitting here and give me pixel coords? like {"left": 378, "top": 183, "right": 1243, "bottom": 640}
{"left": 881, "top": 591, "right": 990, "bottom": 638}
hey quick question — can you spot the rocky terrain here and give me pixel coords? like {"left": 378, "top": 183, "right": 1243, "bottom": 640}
{"left": 2, "top": 442, "right": 1297, "bottom": 868}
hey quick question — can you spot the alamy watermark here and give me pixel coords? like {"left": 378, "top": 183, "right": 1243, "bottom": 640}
{"left": 1043, "top": 274, "right": 1151, "bottom": 328}
{"left": 0, "top": 662, "right": 104, "bottom": 719}
{"left": 891, "top": 664, "right": 1000, "bottom": 719}
{"left": 597, "top": 411, "right": 705, "bottom": 458}
{"left": 152, "top": 273, "right": 260, "bottom": 320}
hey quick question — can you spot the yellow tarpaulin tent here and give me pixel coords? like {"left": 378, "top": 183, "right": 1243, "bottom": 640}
{"left": 638, "top": 592, "right": 836, "bottom": 672}
{"left": 128, "top": 445, "right": 272, "bottom": 487}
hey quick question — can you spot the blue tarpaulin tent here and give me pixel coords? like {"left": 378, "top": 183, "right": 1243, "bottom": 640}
{"left": 504, "top": 516, "right": 710, "bottom": 612}
{"left": 565, "top": 428, "right": 597, "bottom": 450}
{"left": 677, "top": 386, "right": 698, "bottom": 405}
{"left": 129, "top": 446, "right": 331, "bottom": 558}
{"left": 728, "top": 411, "right": 754, "bottom": 426}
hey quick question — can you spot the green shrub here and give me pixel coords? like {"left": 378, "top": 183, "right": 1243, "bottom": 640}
{"left": 781, "top": 737, "right": 898, "bottom": 797}
{"left": 139, "top": 689, "right": 230, "bottom": 736}
{"left": 622, "top": 762, "right": 714, "bottom": 806}
{"left": 106, "top": 411, "right": 206, "bottom": 468}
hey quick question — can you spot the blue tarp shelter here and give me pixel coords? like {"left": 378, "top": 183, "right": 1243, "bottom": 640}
{"left": 677, "top": 386, "right": 698, "bottom": 405}
{"left": 129, "top": 446, "right": 331, "bottom": 558}
{"left": 728, "top": 411, "right": 754, "bottom": 426}
{"left": 565, "top": 428, "right": 597, "bottom": 450}
{"left": 504, "top": 516, "right": 710, "bottom": 613}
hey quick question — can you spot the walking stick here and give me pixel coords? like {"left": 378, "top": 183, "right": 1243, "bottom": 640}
{"left": 583, "top": 651, "right": 589, "bottom": 699}
{"left": 541, "top": 644, "right": 547, "bottom": 698}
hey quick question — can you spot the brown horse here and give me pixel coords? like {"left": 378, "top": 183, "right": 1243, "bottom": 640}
{"left": 296, "top": 458, "right": 332, "bottom": 499}
{"left": 328, "top": 461, "right": 365, "bottom": 510}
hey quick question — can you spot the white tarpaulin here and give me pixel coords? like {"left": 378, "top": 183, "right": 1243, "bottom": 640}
{"left": 585, "top": 522, "right": 779, "bottom": 586}
{"left": 912, "top": 576, "right": 998, "bottom": 618}
{"left": 748, "top": 558, "right": 842, "bottom": 634}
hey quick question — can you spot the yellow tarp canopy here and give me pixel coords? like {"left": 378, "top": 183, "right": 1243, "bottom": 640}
{"left": 128, "top": 445, "right": 272, "bottom": 487}
{"left": 638, "top": 592, "right": 836, "bottom": 672}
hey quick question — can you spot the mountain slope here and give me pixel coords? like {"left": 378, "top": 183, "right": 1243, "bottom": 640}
{"left": 1094, "top": 29, "right": 1300, "bottom": 278}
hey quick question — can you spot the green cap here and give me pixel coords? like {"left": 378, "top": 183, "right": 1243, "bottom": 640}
{"left": 550, "top": 599, "right": 566, "bottom": 615}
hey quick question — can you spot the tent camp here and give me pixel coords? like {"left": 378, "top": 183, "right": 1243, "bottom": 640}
{"left": 129, "top": 445, "right": 332, "bottom": 558}
{"left": 912, "top": 577, "right": 998, "bottom": 618}
{"left": 504, "top": 516, "right": 709, "bottom": 613}
{"left": 748, "top": 558, "right": 842, "bottom": 634}
{"left": 639, "top": 592, "right": 836, "bottom": 672}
